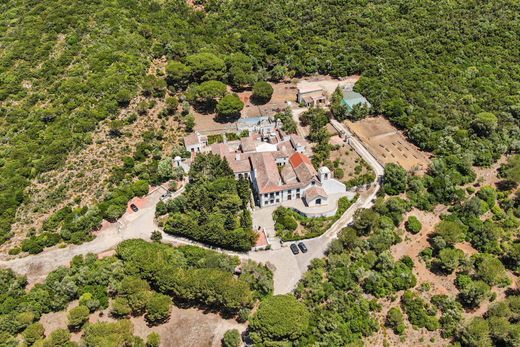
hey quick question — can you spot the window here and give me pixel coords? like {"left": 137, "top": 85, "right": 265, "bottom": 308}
{"left": 296, "top": 188, "right": 300, "bottom": 192}
{"left": 296, "top": 194, "right": 301, "bottom": 199}
{"left": 276, "top": 192, "right": 280, "bottom": 196}
{"left": 316, "top": 198, "right": 322, "bottom": 205}
{"left": 288, "top": 195, "right": 292, "bottom": 200}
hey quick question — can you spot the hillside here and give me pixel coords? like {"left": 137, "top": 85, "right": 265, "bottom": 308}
{"left": 0, "top": 2, "right": 519, "bottom": 345}
{"left": 1, "top": 0, "right": 519, "bottom": 245}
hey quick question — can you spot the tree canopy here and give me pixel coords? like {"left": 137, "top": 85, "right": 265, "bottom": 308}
{"left": 249, "top": 295, "right": 310, "bottom": 344}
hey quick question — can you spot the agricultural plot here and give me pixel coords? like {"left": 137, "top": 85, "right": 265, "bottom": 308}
{"left": 346, "top": 116, "right": 431, "bottom": 172}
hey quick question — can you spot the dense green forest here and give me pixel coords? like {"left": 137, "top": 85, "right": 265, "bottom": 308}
{"left": 1, "top": 0, "right": 519, "bottom": 244}
{"left": 1, "top": 0, "right": 519, "bottom": 344}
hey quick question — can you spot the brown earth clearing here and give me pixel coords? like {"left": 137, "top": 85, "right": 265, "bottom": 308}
{"left": 329, "top": 139, "right": 373, "bottom": 183}
{"left": 40, "top": 302, "right": 245, "bottom": 346}
{"left": 346, "top": 116, "right": 431, "bottom": 173}
{"left": 193, "top": 81, "right": 296, "bottom": 134}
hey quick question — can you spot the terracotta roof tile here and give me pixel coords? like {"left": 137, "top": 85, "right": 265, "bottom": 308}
{"left": 289, "top": 152, "right": 317, "bottom": 183}
{"left": 305, "top": 186, "right": 327, "bottom": 201}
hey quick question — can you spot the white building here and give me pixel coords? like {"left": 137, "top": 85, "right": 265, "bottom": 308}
{"left": 183, "top": 132, "right": 208, "bottom": 153}
{"left": 183, "top": 127, "right": 346, "bottom": 208}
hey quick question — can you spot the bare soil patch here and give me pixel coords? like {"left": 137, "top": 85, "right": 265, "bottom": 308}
{"left": 367, "top": 297, "right": 448, "bottom": 347}
{"left": 39, "top": 303, "right": 245, "bottom": 346}
{"left": 329, "top": 140, "right": 371, "bottom": 181}
{"left": 469, "top": 155, "right": 508, "bottom": 189}
{"left": 194, "top": 81, "right": 296, "bottom": 134}
{"left": 296, "top": 74, "right": 360, "bottom": 96}
{"left": 391, "top": 207, "right": 458, "bottom": 297}
{"left": 346, "top": 116, "right": 431, "bottom": 173}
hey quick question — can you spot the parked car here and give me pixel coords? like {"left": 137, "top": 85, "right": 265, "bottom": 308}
{"left": 130, "top": 203, "right": 139, "bottom": 212}
{"left": 290, "top": 243, "right": 299, "bottom": 255}
{"left": 160, "top": 193, "right": 171, "bottom": 201}
{"left": 298, "top": 242, "right": 308, "bottom": 253}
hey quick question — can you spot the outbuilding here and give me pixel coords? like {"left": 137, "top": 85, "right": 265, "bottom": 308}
{"left": 341, "top": 90, "right": 371, "bottom": 111}
{"left": 304, "top": 186, "right": 329, "bottom": 207}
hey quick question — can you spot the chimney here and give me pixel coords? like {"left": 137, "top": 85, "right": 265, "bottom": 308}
{"left": 235, "top": 152, "right": 241, "bottom": 161}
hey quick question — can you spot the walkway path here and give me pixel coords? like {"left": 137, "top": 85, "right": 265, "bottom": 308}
{"left": 0, "top": 117, "right": 385, "bottom": 294}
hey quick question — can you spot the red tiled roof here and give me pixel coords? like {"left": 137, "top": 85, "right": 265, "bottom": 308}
{"left": 281, "top": 165, "right": 297, "bottom": 183}
{"left": 289, "top": 152, "right": 312, "bottom": 168}
{"left": 210, "top": 143, "right": 231, "bottom": 157}
{"left": 225, "top": 155, "right": 251, "bottom": 173}
{"left": 251, "top": 153, "right": 282, "bottom": 194}
{"left": 289, "top": 152, "right": 317, "bottom": 183}
{"left": 240, "top": 137, "right": 257, "bottom": 152}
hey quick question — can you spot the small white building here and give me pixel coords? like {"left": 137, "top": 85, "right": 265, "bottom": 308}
{"left": 304, "top": 186, "right": 329, "bottom": 207}
{"left": 184, "top": 132, "right": 208, "bottom": 153}
{"left": 318, "top": 166, "right": 331, "bottom": 181}
{"left": 296, "top": 82, "right": 327, "bottom": 107}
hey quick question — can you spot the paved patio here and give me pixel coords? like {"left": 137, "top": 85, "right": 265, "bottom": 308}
{"left": 280, "top": 191, "right": 356, "bottom": 217}
{"left": 252, "top": 206, "right": 276, "bottom": 237}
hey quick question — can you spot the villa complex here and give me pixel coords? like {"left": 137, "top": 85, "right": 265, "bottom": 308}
{"left": 184, "top": 122, "right": 346, "bottom": 208}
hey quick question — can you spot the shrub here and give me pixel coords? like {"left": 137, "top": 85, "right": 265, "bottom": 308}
{"left": 383, "top": 163, "right": 407, "bottom": 195}
{"left": 386, "top": 307, "right": 405, "bottom": 335}
{"left": 216, "top": 94, "right": 244, "bottom": 118}
{"left": 458, "top": 280, "right": 490, "bottom": 308}
{"left": 150, "top": 230, "right": 162, "bottom": 242}
{"left": 249, "top": 295, "right": 310, "bottom": 343}
{"left": 146, "top": 332, "right": 161, "bottom": 347}
{"left": 473, "top": 254, "right": 510, "bottom": 287}
{"left": 401, "top": 291, "right": 439, "bottom": 331}
{"left": 252, "top": 81, "right": 273, "bottom": 104}
{"left": 79, "top": 292, "right": 100, "bottom": 312}
{"left": 437, "top": 248, "right": 464, "bottom": 273}
{"left": 21, "top": 238, "right": 44, "bottom": 254}
{"left": 405, "top": 216, "right": 422, "bottom": 234}
{"left": 222, "top": 329, "right": 241, "bottom": 347}
{"left": 274, "top": 208, "right": 298, "bottom": 232}
{"left": 145, "top": 293, "right": 171, "bottom": 325}
{"left": 334, "top": 167, "right": 345, "bottom": 179}
{"left": 8, "top": 247, "right": 21, "bottom": 255}
{"left": 67, "top": 305, "right": 90, "bottom": 330}
{"left": 22, "top": 323, "right": 45, "bottom": 345}
{"left": 458, "top": 317, "right": 492, "bottom": 347}
{"left": 83, "top": 320, "right": 136, "bottom": 346}
{"left": 42, "top": 328, "right": 72, "bottom": 347}
{"left": 111, "top": 297, "right": 132, "bottom": 318}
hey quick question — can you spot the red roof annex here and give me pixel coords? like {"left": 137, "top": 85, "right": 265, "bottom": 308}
{"left": 289, "top": 152, "right": 312, "bottom": 169}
